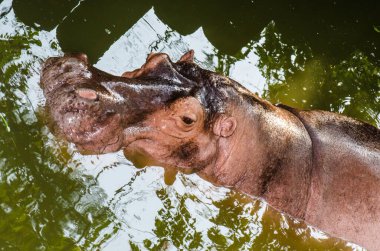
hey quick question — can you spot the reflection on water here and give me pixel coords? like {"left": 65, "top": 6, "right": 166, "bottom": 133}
{"left": 1, "top": 0, "right": 378, "bottom": 250}
{"left": 257, "top": 22, "right": 380, "bottom": 126}
{"left": 137, "top": 187, "right": 354, "bottom": 250}
{"left": 0, "top": 20, "right": 120, "bottom": 250}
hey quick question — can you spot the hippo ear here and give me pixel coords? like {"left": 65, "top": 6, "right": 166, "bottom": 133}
{"left": 213, "top": 115, "right": 237, "bottom": 137}
{"left": 178, "top": 50, "right": 194, "bottom": 63}
{"left": 122, "top": 68, "right": 143, "bottom": 78}
{"left": 123, "top": 53, "right": 188, "bottom": 80}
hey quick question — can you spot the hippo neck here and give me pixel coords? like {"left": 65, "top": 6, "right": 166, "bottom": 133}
{"left": 198, "top": 100, "right": 314, "bottom": 219}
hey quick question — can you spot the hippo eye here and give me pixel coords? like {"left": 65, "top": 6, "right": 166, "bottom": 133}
{"left": 181, "top": 116, "right": 194, "bottom": 125}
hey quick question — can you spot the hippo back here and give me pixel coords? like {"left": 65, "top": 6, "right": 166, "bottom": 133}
{"left": 284, "top": 109, "right": 380, "bottom": 250}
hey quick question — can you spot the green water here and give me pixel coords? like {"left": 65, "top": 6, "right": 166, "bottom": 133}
{"left": 1, "top": 0, "right": 379, "bottom": 250}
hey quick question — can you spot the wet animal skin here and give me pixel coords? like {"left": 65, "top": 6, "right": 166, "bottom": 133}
{"left": 41, "top": 51, "right": 380, "bottom": 250}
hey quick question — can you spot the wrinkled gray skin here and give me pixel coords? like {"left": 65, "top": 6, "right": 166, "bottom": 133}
{"left": 41, "top": 52, "right": 380, "bottom": 250}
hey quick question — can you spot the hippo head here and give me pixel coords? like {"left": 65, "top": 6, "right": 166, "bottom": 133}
{"left": 41, "top": 51, "right": 261, "bottom": 173}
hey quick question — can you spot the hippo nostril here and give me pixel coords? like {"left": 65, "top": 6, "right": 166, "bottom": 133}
{"left": 78, "top": 53, "right": 88, "bottom": 64}
{"left": 76, "top": 88, "right": 98, "bottom": 101}
{"left": 72, "top": 53, "right": 89, "bottom": 64}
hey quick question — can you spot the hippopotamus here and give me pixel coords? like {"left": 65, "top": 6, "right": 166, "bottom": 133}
{"left": 40, "top": 51, "right": 380, "bottom": 250}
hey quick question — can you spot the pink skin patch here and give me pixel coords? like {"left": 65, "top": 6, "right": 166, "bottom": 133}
{"left": 76, "top": 88, "right": 98, "bottom": 100}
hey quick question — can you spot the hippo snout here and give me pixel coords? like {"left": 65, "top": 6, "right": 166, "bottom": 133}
{"left": 41, "top": 54, "right": 93, "bottom": 96}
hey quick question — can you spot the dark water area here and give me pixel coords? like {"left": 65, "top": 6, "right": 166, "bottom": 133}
{"left": 0, "top": 0, "right": 379, "bottom": 250}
